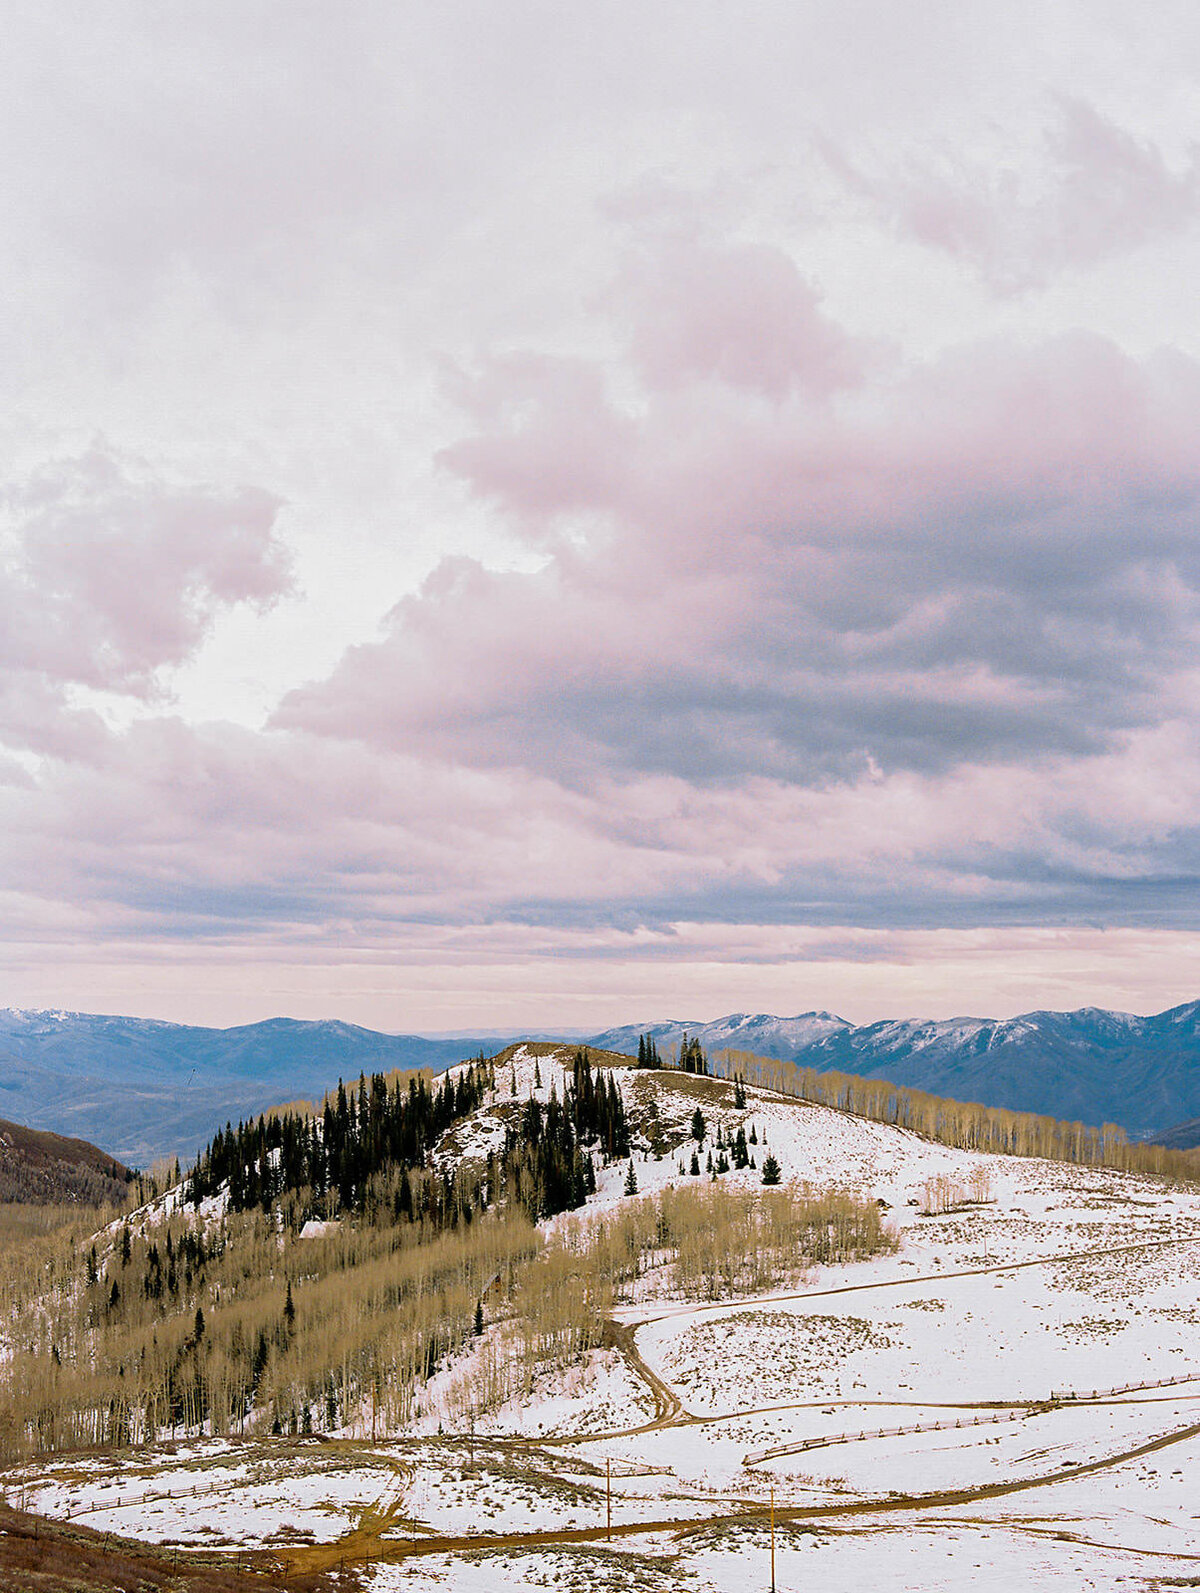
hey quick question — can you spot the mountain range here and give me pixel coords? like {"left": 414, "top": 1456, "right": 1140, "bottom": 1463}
{"left": 6, "top": 1000, "right": 1200, "bottom": 1165}
{"left": 589, "top": 1003, "right": 1200, "bottom": 1144}
{"left": 0, "top": 1010, "right": 515, "bottom": 1168}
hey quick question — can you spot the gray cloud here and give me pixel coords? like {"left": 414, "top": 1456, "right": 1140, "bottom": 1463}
{"left": 278, "top": 293, "right": 1200, "bottom": 791}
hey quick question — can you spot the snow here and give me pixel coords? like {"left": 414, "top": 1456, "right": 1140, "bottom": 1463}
{"left": 10, "top": 1049, "right": 1200, "bottom": 1591}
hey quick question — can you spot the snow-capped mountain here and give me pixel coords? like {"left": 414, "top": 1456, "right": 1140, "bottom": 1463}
{"left": 586, "top": 1011, "right": 853, "bottom": 1061}
{"left": 589, "top": 1002, "right": 1200, "bottom": 1140}
{"left": 8, "top": 998, "right": 1200, "bottom": 1166}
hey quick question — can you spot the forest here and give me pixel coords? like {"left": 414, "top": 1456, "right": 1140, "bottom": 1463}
{"left": 0, "top": 1050, "right": 634, "bottom": 1461}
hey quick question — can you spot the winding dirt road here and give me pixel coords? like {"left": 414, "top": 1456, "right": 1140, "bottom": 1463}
{"left": 277, "top": 1231, "right": 1200, "bottom": 1580}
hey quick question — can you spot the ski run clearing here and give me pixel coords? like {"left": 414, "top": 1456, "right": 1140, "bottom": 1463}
{"left": 7, "top": 1042, "right": 1200, "bottom": 1591}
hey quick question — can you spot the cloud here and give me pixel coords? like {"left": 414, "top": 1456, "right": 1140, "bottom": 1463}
{"left": 613, "top": 238, "right": 869, "bottom": 400}
{"left": 7, "top": 7, "right": 1200, "bottom": 1022}
{"left": 278, "top": 239, "right": 1200, "bottom": 795}
{"left": 825, "top": 97, "right": 1200, "bottom": 293}
{"left": 0, "top": 450, "right": 291, "bottom": 753}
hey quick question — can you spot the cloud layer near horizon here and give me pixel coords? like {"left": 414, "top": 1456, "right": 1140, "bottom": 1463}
{"left": 4, "top": 4, "right": 1200, "bottom": 1026}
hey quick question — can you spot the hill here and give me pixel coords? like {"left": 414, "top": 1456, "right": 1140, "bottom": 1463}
{"left": 1146, "top": 1115, "right": 1200, "bottom": 1150}
{"left": 6, "top": 1041, "right": 1200, "bottom": 1590}
{"left": 0, "top": 1115, "right": 131, "bottom": 1205}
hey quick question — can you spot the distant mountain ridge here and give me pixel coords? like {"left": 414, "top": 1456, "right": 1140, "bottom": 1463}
{"left": 0, "top": 1009, "right": 514, "bottom": 1167}
{"left": 587, "top": 1002, "right": 1200, "bottom": 1141}
{"left": 8, "top": 999, "right": 1200, "bottom": 1166}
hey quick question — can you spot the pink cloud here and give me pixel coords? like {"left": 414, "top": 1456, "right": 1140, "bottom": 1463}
{"left": 614, "top": 238, "right": 867, "bottom": 400}
{"left": 0, "top": 451, "right": 291, "bottom": 752}
{"left": 825, "top": 97, "right": 1200, "bottom": 293}
{"left": 278, "top": 237, "right": 1200, "bottom": 801}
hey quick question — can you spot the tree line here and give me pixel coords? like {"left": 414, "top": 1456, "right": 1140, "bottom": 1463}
{"left": 636, "top": 1032, "right": 709, "bottom": 1073}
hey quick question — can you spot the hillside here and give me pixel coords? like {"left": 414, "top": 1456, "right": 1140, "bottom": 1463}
{"left": 6, "top": 1042, "right": 1200, "bottom": 1590}
{"left": 1147, "top": 1115, "right": 1200, "bottom": 1150}
{"left": 0, "top": 1115, "right": 130, "bottom": 1205}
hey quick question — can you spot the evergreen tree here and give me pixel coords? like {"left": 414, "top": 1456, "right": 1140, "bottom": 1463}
{"left": 761, "top": 1154, "right": 782, "bottom": 1186}
{"left": 689, "top": 1151, "right": 700, "bottom": 1176}
{"left": 678, "top": 1035, "right": 708, "bottom": 1075}
{"left": 691, "top": 1108, "right": 706, "bottom": 1143}
{"left": 624, "top": 1161, "right": 638, "bottom": 1196}
{"left": 474, "top": 1300, "right": 484, "bottom": 1336}
{"left": 637, "top": 1033, "right": 661, "bottom": 1068}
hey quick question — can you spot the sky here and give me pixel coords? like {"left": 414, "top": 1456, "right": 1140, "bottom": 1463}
{"left": 5, "top": 3, "right": 1200, "bottom": 1031}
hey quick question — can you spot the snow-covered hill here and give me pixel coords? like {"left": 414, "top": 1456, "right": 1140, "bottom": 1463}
{"left": 13, "top": 1042, "right": 1200, "bottom": 1593}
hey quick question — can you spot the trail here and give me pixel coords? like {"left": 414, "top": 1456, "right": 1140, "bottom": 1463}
{"left": 546, "top": 1231, "right": 1200, "bottom": 1450}
{"left": 277, "top": 1232, "right": 1200, "bottom": 1579}
{"left": 278, "top": 1414, "right": 1200, "bottom": 1577}
{"left": 630, "top": 1231, "right": 1200, "bottom": 1330}
{"left": 270, "top": 1457, "right": 411, "bottom": 1580}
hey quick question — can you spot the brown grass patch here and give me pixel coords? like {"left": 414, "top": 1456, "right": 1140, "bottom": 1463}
{"left": 0, "top": 1503, "right": 359, "bottom": 1591}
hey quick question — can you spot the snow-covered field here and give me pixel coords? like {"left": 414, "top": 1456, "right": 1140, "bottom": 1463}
{"left": 8, "top": 1047, "right": 1200, "bottom": 1591}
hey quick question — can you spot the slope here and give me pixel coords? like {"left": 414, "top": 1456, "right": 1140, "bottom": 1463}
{"left": 0, "top": 1115, "right": 131, "bottom": 1205}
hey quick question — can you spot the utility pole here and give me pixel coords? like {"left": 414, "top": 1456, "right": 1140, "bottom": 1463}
{"left": 770, "top": 1483, "right": 776, "bottom": 1592}
{"left": 606, "top": 1458, "right": 612, "bottom": 1539}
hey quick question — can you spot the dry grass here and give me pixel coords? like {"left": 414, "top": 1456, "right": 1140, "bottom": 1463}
{"left": 0, "top": 1202, "right": 123, "bottom": 1244}
{"left": 0, "top": 1503, "right": 356, "bottom": 1591}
